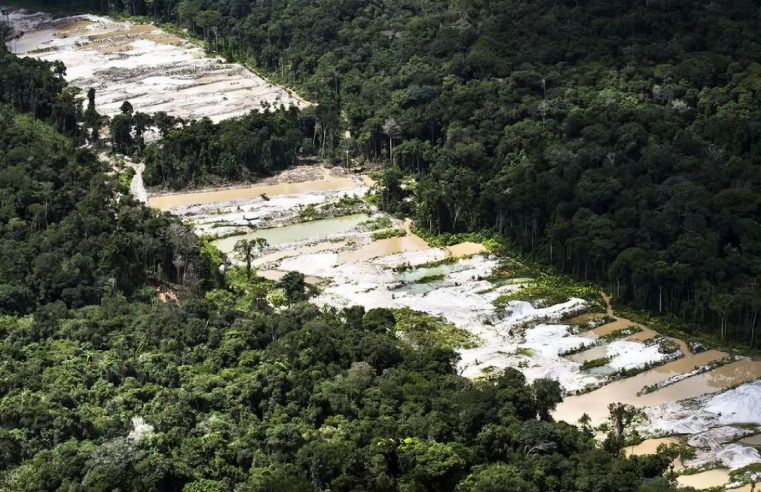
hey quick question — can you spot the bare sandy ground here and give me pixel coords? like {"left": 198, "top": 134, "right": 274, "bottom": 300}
{"left": 5, "top": 8, "right": 308, "bottom": 122}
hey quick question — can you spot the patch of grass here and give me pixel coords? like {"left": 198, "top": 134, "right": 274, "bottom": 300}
{"left": 643, "top": 335, "right": 680, "bottom": 355}
{"left": 360, "top": 216, "right": 392, "bottom": 231}
{"left": 118, "top": 166, "right": 136, "bottom": 188}
{"left": 415, "top": 274, "right": 445, "bottom": 284}
{"left": 599, "top": 325, "right": 642, "bottom": 342}
{"left": 420, "top": 256, "right": 460, "bottom": 269}
{"left": 493, "top": 273, "right": 601, "bottom": 310}
{"left": 515, "top": 347, "right": 535, "bottom": 357}
{"left": 371, "top": 228, "right": 406, "bottom": 240}
{"left": 484, "top": 258, "right": 535, "bottom": 282}
{"left": 298, "top": 204, "right": 320, "bottom": 221}
{"left": 391, "top": 307, "right": 479, "bottom": 350}
{"left": 580, "top": 357, "right": 610, "bottom": 371}
{"left": 564, "top": 313, "right": 616, "bottom": 333}
{"left": 413, "top": 228, "right": 497, "bottom": 248}
{"left": 298, "top": 196, "right": 370, "bottom": 222}
{"left": 392, "top": 256, "right": 459, "bottom": 274}
{"left": 364, "top": 191, "right": 381, "bottom": 207}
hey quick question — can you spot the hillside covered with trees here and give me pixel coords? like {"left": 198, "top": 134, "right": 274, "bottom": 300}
{"left": 34, "top": 0, "right": 761, "bottom": 347}
{"left": 0, "top": 40, "right": 689, "bottom": 490}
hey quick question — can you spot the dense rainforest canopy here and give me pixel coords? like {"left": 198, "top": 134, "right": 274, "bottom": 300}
{"left": 0, "top": 42, "right": 682, "bottom": 491}
{"left": 26, "top": 0, "right": 761, "bottom": 347}
{"left": 0, "top": 47, "right": 217, "bottom": 314}
{"left": 141, "top": 106, "right": 308, "bottom": 189}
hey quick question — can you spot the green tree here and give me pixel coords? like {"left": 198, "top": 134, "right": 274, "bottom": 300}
{"left": 456, "top": 463, "right": 538, "bottom": 492}
{"left": 233, "top": 237, "right": 269, "bottom": 279}
{"left": 278, "top": 271, "right": 307, "bottom": 306}
{"left": 532, "top": 378, "right": 563, "bottom": 421}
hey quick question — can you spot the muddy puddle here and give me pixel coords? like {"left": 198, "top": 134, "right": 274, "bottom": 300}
{"left": 637, "top": 359, "right": 761, "bottom": 407}
{"left": 741, "top": 434, "right": 761, "bottom": 446}
{"left": 676, "top": 469, "right": 731, "bottom": 490}
{"left": 338, "top": 234, "right": 429, "bottom": 263}
{"left": 555, "top": 350, "right": 728, "bottom": 425}
{"left": 625, "top": 437, "right": 681, "bottom": 456}
{"left": 446, "top": 242, "right": 487, "bottom": 257}
{"left": 567, "top": 344, "right": 609, "bottom": 364}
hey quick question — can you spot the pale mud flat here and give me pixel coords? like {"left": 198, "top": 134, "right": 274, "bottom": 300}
{"left": 5, "top": 8, "right": 307, "bottom": 122}
{"left": 149, "top": 166, "right": 370, "bottom": 239}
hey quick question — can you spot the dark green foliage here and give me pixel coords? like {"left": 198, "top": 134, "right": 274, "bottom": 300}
{"left": 277, "top": 271, "right": 308, "bottom": 306}
{"left": 0, "top": 110, "right": 214, "bottom": 311}
{"left": 34, "top": 0, "right": 761, "bottom": 346}
{"left": 0, "top": 44, "right": 217, "bottom": 312}
{"left": 0, "top": 298, "right": 672, "bottom": 491}
{"left": 0, "top": 43, "right": 80, "bottom": 136}
{"left": 143, "top": 108, "right": 305, "bottom": 189}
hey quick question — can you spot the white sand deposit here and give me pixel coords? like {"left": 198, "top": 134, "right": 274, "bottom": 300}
{"left": 6, "top": 8, "right": 308, "bottom": 122}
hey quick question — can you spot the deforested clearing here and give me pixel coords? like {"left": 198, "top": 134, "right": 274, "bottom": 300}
{"left": 5, "top": 8, "right": 308, "bottom": 121}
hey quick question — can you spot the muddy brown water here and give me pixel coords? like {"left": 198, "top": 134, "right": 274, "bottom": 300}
{"left": 740, "top": 434, "right": 761, "bottom": 446}
{"left": 445, "top": 242, "right": 487, "bottom": 258}
{"left": 149, "top": 177, "right": 357, "bottom": 210}
{"left": 338, "top": 234, "right": 429, "bottom": 264}
{"left": 555, "top": 349, "right": 729, "bottom": 425}
{"left": 555, "top": 293, "right": 761, "bottom": 427}
{"left": 567, "top": 344, "right": 609, "bottom": 364}
{"left": 636, "top": 359, "right": 761, "bottom": 407}
{"left": 676, "top": 469, "right": 732, "bottom": 490}
{"left": 625, "top": 437, "right": 681, "bottom": 456}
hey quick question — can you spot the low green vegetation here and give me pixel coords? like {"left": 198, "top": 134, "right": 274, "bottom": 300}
{"left": 650, "top": 336, "right": 681, "bottom": 356}
{"left": 580, "top": 357, "right": 610, "bottom": 371}
{"left": 415, "top": 273, "right": 445, "bottom": 284}
{"left": 729, "top": 463, "right": 761, "bottom": 488}
{"left": 515, "top": 347, "right": 535, "bottom": 357}
{"left": 494, "top": 274, "right": 601, "bottom": 310}
{"left": 599, "top": 326, "right": 643, "bottom": 343}
{"left": 359, "top": 216, "right": 392, "bottom": 231}
{"left": 371, "top": 228, "right": 407, "bottom": 241}
{"left": 413, "top": 229, "right": 494, "bottom": 248}
{"left": 391, "top": 307, "right": 479, "bottom": 350}
{"left": 117, "top": 166, "right": 136, "bottom": 188}
{"left": 484, "top": 258, "right": 535, "bottom": 283}
{"left": 299, "top": 196, "right": 369, "bottom": 222}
